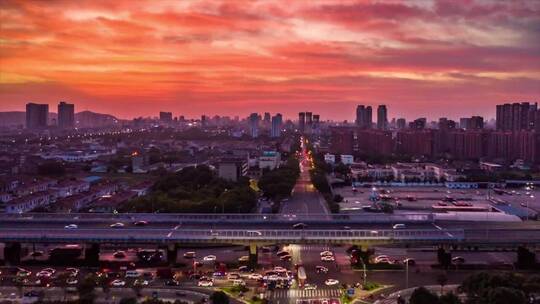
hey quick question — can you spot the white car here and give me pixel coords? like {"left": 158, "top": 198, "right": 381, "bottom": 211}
{"left": 325, "top": 279, "right": 339, "bottom": 286}
{"left": 66, "top": 277, "right": 78, "bottom": 285}
{"left": 320, "top": 251, "right": 333, "bottom": 257}
{"left": 133, "top": 279, "right": 149, "bottom": 286}
{"left": 203, "top": 255, "right": 217, "bottom": 261}
{"left": 232, "top": 279, "right": 246, "bottom": 286}
{"left": 198, "top": 280, "right": 213, "bottom": 287}
{"left": 227, "top": 273, "right": 240, "bottom": 280}
{"left": 238, "top": 256, "right": 249, "bottom": 262}
{"left": 392, "top": 224, "right": 406, "bottom": 229}
{"left": 374, "top": 255, "right": 389, "bottom": 262}
{"left": 111, "top": 279, "right": 126, "bottom": 287}
{"left": 66, "top": 268, "right": 79, "bottom": 277}
{"left": 36, "top": 271, "right": 52, "bottom": 278}
{"left": 304, "top": 284, "right": 317, "bottom": 290}
{"left": 110, "top": 223, "right": 125, "bottom": 228}
{"left": 321, "top": 255, "right": 335, "bottom": 261}
{"left": 64, "top": 224, "right": 78, "bottom": 229}
{"left": 248, "top": 273, "right": 263, "bottom": 280}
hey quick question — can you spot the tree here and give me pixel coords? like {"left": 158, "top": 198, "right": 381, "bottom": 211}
{"left": 119, "top": 298, "right": 138, "bottom": 304}
{"left": 439, "top": 292, "right": 462, "bottom": 304}
{"left": 38, "top": 161, "right": 66, "bottom": 176}
{"left": 55, "top": 271, "right": 72, "bottom": 301}
{"left": 14, "top": 277, "right": 24, "bottom": 297}
{"left": 210, "top": 291, "right": 230, "bottom": 304}
{"left": 437, "top": 273, "right": 448, "bottom": 295}
{"left": 482, "top": 287, "right": 526, "bottom": 304}
{"left": 96, "top": 275, "right": 110, "bottom": 300}
{"left": 77, "top": 274, "right": 97, "bottom": 304}
{"left": 409, "top": 287, "right": 440, "bottom": 304}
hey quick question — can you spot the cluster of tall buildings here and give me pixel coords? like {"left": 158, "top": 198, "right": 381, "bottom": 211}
{"left": 298, "top": 112, "right": 320, "bottom": 134}
{"left": 26, "top": 102, "right": 75, "bottom": 130}
{"left": 355, "top": 104, "right": 389, "bottom": 130}
{"left": 330, "top": 102, "right": 540, "bottom": 164}
{"left": 247, "top": 112, "right": 283, "bottom": 138}
{"left": 496, "top": 102, "right": 539, "bottom": 132}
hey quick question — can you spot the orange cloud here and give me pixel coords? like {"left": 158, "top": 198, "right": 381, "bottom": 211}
{"left": 1, "top": 0, "right": 539, "bottom": 120}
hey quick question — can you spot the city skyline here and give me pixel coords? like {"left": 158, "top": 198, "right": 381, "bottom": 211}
{"left": 1, "top": 0, "right": 539, "bottom": 120}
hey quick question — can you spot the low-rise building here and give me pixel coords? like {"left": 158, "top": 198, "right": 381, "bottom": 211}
{"left": 51, "top": 180, "right": 90, "bottom": 198}
{"left": 218, "top": 157, "right": 248, "bottom": 182}
{"left": 5, "top": 191, "right": 51, "bottom": 213}
{"left": 259, "top": 151, "right": 281, "bottom": 170}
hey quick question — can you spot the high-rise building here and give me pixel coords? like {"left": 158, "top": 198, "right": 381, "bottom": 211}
{"left": 201, "top": 115, "right": 208, "bottom": 127}
{"left": 298, "top": 112, "right": 306, "bottom": 133}
{"left": 58, "top": 101, "right": 74, "bottom": 129}
{"left": 271, "top": 113, "right": 283, "bottom": 138}
{"left": 377, "top": 105, "right": 388, "bottom": 130}
{"left": 159, "top": 111, "right": 173, "bottom": 122}
{"left": 496, "top": 102, "right": 538, "bottom": 131}
{"left": 306, "top": 112, "right": 313, "bottom": 126}
{"left": 397, "top": 118, "right": 407, "bottom": 129}
{"left": 439, "top": 117, "right": 456, "bottom": 130}
{"left": 263, "top": 112, "right": 271, "bottom": 124}
{"left": 355, "top": 105, "right": 372, "bottom": 129}
{"left": 409, "top": 118, "right": 427, "bottom": 129}
{"left": 26, "top": 103, "right": 48, "bottom": 129}
{"left": 312, "top": 114, "right": 320, "bottom": 132}
{"left": 249, "top": 113, "right": 260, "bottom": 138}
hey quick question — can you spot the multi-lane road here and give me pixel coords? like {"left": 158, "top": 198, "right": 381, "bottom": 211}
{"left": 280, "top": 137, "right": 329, "bottom": 215}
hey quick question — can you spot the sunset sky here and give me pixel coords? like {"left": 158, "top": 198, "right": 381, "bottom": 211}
{"left": 1, "top": 0, "right": 539, "bottom": 120}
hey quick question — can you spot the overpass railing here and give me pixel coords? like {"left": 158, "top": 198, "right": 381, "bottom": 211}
{"left": 0, "top": 228, "right": 462, "bottom": 243}
{"left": 0, "top": 212, "right": 434, "bottom": 223}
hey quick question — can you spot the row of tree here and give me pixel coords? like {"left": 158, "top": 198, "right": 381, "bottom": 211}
{"left": 258, "top": 157, "right": 300, "bottom": 204}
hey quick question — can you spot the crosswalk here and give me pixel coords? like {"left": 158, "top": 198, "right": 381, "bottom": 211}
{"left": 266, "top": 288, "right": 342, "bottom": 299}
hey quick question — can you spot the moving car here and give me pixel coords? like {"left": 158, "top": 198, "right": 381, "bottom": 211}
{"left": 133, "top": 220, "right": 148, "bottom": 226}
{"left": 66, "top": 277, "right": 78, "bottom": 285}
{"left": 248, "top": 273, "right": 263, "bottom": 280}
{"left": 316, "top": 266, "right": 329, "bottom": 274}
{"left": 113, "top": 251, "right": 126, "bottom": 259}
{"left": 64, "top": 224, "right": 78, "bottom": 229}
{"left": 293, "top": 223, "right": 308, "bottom": 229}
{"left": 238, "top": 256, "right": 249, "bottom": 262}
{"left": 203, "top": 255, "right": 217, "bottom": 261}
{"left": 452, "top": 256, "right": 465, "bottom": 264}
{"left": 320, "top": 255, "right": 335, "bottom": 262}
{"left": 183, "top": 252, "right": 196, "bottom": 259}
{"left": 111, "top": 279, "right": 126, "bottom": 287}
{"left": 392, "top": 224, "right": 406, "bottom": 229}
{"left": 198, "top": 279, "right": 214, "bottom": 287}
{"left": 110, "top": 223, "right": 125, "bottom": 228}
{"left": 325, "top": 279, "right": 339, "bottom": 286}
{"left": 304, "top": 284, "right": 317, "bottom": 290}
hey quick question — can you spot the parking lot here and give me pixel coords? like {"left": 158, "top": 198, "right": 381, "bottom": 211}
{"left": 334, "top": 185, "right": 539, "bottom": 218}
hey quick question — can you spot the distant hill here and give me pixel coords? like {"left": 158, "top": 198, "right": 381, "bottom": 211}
{"left": 0, "top": 111, "right": 120, "bottom": 128}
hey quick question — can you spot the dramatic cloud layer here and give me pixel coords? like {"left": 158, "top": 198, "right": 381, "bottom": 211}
{"left": 1, "top": 0, "right": 539, "bottom": 119}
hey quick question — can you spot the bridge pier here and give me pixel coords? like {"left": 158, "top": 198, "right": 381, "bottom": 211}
{"left": 3, "top": 242, "right": 21, "bottom": 265}
{"left": 248, "top": 243, "right": 258, "bottom": 268}
{"left": 166, "top": 244, "right": 178, "bottom": 265}
{"left": 84, "top": 243, "right": 100, "bottom": 266}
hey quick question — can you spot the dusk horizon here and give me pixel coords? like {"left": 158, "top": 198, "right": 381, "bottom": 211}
{"left": 1, "top": 0, "right": 539, "bottom": 120}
